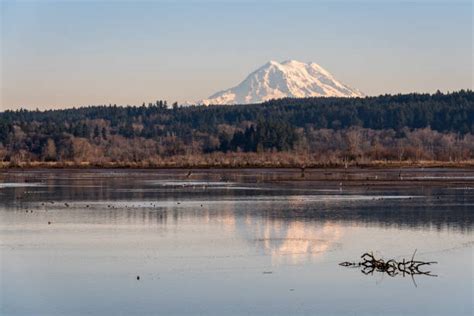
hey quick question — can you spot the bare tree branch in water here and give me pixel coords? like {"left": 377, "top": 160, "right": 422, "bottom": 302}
{"left": 340, "top": 250, "right": 437, "bottom": 286}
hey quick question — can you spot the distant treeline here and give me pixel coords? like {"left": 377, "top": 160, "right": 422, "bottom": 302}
{"left": 1, "top": 90, "right": 473, "bottom": 167}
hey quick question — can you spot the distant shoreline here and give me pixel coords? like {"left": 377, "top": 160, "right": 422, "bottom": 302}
{"left": 2, "top": 160, "right": 473, "bottom": 170}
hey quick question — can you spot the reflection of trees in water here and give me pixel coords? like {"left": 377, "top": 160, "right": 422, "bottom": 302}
{"left": 264, "top": 200, "right": 473, "bottom": 232}
{"left": 238, "top": 193, "right": 474, "bottom": 233}
{"left": 5, "top": 194, "right": 474, "bottom": 234}
{"left": 5, "top": 192, "right": 473, "bottom": 234}
{"left": 1, "top": 173, "right": 273, "bottom": 207}
{"left": 2, "top": 171, "right": 473, "bottom": 236}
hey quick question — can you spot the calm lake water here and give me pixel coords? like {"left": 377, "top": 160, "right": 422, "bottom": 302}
{"left": 1, "top": 169, "right": 473, "bottom": 315}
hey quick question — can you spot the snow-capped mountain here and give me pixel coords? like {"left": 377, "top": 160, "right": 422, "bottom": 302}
{"left": 199, "top": 60, "right": 364, "bottom": 105}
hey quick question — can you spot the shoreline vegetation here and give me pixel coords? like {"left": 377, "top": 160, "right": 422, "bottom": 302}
{"left": 1, "top": 91, "right": 473, "bottom": 168}
{"left": 1, "top": 154, "right": 473, "bottom": 169}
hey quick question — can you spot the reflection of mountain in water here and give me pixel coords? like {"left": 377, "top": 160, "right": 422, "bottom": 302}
{"left": 237, "top": 217, "right": 342, "bottom": 264}
{"left": 173, "top": 203, "right": 343, "bottom": 263}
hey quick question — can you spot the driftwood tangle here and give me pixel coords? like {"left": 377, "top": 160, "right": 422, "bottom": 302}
{"left": 339, "top": 250, "right": 437, "bottom": 285}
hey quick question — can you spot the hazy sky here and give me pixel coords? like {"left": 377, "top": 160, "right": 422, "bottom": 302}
{"left": 1, "top": 0, "right": 472, "bottom": 110}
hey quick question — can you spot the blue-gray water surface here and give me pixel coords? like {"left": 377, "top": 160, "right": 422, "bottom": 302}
{"left": 0, "top": 169, "right": 473, "bottom": 315}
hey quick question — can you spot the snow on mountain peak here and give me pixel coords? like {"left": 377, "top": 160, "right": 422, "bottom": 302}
{"left": 198, "top": 60, "right": 364, "bottom": 105}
